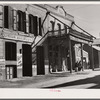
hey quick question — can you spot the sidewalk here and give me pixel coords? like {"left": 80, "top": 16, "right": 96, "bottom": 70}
{"left": 0, "top": 69, "right": 100, "bottom": 88}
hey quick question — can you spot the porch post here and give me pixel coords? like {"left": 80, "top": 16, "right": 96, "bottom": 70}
{"left": 81, "top": 43, "right": 84, "bottom": 71}
{"left": 91, "top": 45, "right": 94, "bottom": 70}
{"left": 68, "top": 35, "right": 73, "bottom": 73}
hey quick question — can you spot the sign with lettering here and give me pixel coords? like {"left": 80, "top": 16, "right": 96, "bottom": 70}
{"left": 17, "top": 53, "right": 22, "bottom": 67}
{"left": 2, "top": 33, "right": 34, "bottom": 43}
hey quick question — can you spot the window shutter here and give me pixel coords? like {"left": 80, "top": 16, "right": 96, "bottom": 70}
{"left": 13, "top": 8, "right": 17, "bottom": 31}
{"left": 23, "top": 12, "right": 26, "bottom": 33}
{"left": 39, "top": 18, "right": 42, "bottom": 36}
{"left": 26, "top": 11, "right": 29, "bottom": 34}
{"left": 4, "top": 6, "right": 9, "bottom": 28}
{"left": 17, "top": 11, "right": 22, "bottom": 31}
{"left": 33, "top": 16, "right": 38, "bottom": 36}
{"left": 29, "top": 14, "right": 32, "bottom": 34}
{"left": 8, "top": 6, "right": 13, "bottom": 30}
{"left": 0, "top": 5, "right": 3, "bottom": 28}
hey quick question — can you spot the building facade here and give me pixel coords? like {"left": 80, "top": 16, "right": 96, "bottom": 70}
{"left": 0, "top": 4, "right": 95, "bottom": 80}
{"left": 0, "top": 4, "right": 49, "bottom": 79}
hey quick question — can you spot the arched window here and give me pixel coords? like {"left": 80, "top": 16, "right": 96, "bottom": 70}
{"left": 57, "top": 23, "right": 61, "bottom": 35}
{"left": 50, "top": 21, "right": 55, "bottom": 35}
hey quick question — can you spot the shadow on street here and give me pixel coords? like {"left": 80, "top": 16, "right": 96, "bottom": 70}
{"left": 43, "top": 75, "right": 100, "bottom": 89}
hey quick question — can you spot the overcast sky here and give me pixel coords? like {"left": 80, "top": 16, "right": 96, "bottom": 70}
{"left": 50, "top": 4, "right": 100, "bottom": 38}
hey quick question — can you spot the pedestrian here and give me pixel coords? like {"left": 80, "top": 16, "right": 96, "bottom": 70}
{"left": 75, "top": 61, "right": 78, "bottom": 72}
{"left": 78, "top": 61, "right": 82, "bottom": 71}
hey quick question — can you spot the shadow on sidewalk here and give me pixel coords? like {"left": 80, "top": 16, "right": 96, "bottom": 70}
{"left": 43, "top": 75, "right": 100, "bottom": 89}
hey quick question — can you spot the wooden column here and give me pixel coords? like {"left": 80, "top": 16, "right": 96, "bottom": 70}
{"left": 68, "top": 35, "right": 72, "bottom": 73}
{"left": 81, "top": 43, "right": 84, "bottom": 71}
{"left": 91, "top": 45, "right": 94, "bottom": 70}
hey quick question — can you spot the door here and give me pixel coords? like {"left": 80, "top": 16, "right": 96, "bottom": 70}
{"left": 36, "top": 46, "right": 45, "bottom": 75}
{"left": 6, "top": 66, "right": 13, "bottom": 79}
{"left": 5, "top": 42, "right": 17, "bottom": 79}
{"left": 6, "top": 65, "right": 17, "bottom": 79}
{"left": 22, "top": 44, "right": 32, "bottom": 76}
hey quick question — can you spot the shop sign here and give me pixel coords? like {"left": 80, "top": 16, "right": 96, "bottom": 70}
{"left": 17, "top": 53, "right": 22, "bottom": 67}
{"left": 70, "top": 36, "right": 88, "bottom": 44}
{"left": 2, "top": 33, "right": 34, "bottom": 42}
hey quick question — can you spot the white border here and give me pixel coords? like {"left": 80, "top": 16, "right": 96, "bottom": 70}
{"left": 0, "top": 1, "right": 100, "bottom": 4}
{"left": 0, "top": 1, "right": 100, "bottom": 99}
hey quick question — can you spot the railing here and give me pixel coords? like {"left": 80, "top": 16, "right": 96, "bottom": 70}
{"left": 48, "top": 29, "right": 67, "bottom": 37}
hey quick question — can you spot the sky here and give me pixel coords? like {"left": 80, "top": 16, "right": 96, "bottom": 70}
{"left": 50, "top": 4, "right": 100, "bottom": 38}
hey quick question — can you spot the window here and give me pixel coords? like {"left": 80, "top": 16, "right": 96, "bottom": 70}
{"left": 5, "top": 42, "right": 16, "bottom": 60}
{"left": 57, "top": 23, "right": 61, "bottom": 35}
{"left": 4, "top": 6, "right": 13, "bottom": 29}
{"left": 39, "top": 18, "right": 42, "bottom": 36}
{"left": 4, "top": 6, "right": 9, "bottom": 28}
{"left": 17, "top": 10, "right": 26, "bottom": 32}
{"left": 50, "top": 21, "right": 55, "bottom": 35}
{"left": 29, "top": 14, "right": 34, "bottom": 34}
{"left": 29, "top": 14, "right": 38, "bottom": 36}
{"left": 50, "top": 21, "right": 55, "bottom": 31}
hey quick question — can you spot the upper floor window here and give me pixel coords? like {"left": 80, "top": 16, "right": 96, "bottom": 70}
{"left": 4, "top": 6, "right": 9, "bottom": 28}
{"left": 17, "top": 10, "right": 26, "bottom": 32}
{"left": 4, "top": 6, "right": 13, "bottom": 29}
{"left": 0, "top": 5, "right": 42, "bottom": 36}
{"left": 39, "top": 18, "right": 42, "bottom": 36}
{"left": 57, "top": 23, "right": 61, "bottom": 35}
{"left": 50, "top": 21, "right": 55, "bottom": 34}
{"left": 29, "top": 14, "right": 38, "bottom": 36}
{"left": 29, "top": 14, "right": 34, "bottom": 34}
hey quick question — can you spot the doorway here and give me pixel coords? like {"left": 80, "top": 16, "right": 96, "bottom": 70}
{"left": 5, "top": 42, "right": 17, "bottom": 79}
{"left": 22, "top": 44, "right": 32, "bottom": 76}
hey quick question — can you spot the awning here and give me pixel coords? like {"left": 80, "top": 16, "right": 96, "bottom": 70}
{"left": 92, "top": 46, "right": 100, "bottom": 51}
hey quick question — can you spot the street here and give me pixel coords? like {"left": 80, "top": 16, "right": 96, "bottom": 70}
{"left": 0, "top": 69, "right": 100, "bottom": 89}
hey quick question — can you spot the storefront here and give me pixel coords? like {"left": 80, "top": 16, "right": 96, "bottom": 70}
{"left": 47, "top": 28, "right": 93, "bottom": 73}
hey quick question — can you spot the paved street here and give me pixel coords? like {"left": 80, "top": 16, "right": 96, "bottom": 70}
{"left": 0, "top": 69, "right": 100, "bottom": 88}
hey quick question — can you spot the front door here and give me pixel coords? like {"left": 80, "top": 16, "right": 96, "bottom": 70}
{"left": 22, "top": 44, "right": 32, "bottom": 76}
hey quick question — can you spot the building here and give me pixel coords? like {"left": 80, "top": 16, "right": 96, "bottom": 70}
{"left": 34, "top": 4, "right": 94, "bottom": 73}
{"left": 92, "top": 38, "right": 100, "bottom": 69}
{"left": 0, "top": 4, "right": 48, "bottom": 79}
{"left": 0, "top": 4, "right": 95, "bottom": 80}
